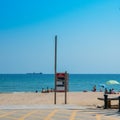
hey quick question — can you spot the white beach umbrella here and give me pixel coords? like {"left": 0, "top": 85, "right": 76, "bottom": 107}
{"left": 106, "top": 80, "right": 120, "bottom": 85}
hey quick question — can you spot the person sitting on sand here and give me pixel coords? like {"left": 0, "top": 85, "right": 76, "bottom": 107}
{"left": 111, "top": 88, "right": 116, "bottom": 94}
{"left": 92, "top": 85, "right": 96, "bottom": 92}
{"left": 109, "top": 89, "right": 112, "bottom": 94}
{"left": 104, "top": 88, "right": 108, "bottom": 94}
{"left": 41, "top": 88, "right": 46, "bottom": 93}
{"left": 35, "top": 90, "right": 38, "bottom": 93}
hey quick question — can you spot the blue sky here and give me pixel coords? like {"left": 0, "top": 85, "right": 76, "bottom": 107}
{"left": 0, "top": 0, "right": 120, "bottom": 74}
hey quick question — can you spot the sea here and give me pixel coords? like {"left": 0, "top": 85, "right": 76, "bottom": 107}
{"left": 0, "top": 74, "right": 120, "bottom": 93}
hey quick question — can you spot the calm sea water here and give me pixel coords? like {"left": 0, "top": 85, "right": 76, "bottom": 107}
{"left": 0, "top": 74, "right": 120, "bottom": 93}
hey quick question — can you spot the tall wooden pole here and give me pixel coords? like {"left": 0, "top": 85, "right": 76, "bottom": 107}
{"left": 65, "top": 71, "right": 67, "bottom": 104}
{"left": 54, "top": 35, "right": 57, "bottom": 104}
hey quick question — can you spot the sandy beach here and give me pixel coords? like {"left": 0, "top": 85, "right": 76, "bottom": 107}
{"left": 0, "top": 92, "right": 119, "bottom": 107}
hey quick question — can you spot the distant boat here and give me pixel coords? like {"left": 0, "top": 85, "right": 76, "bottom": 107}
{"left": 26, "top": 72, "right": 43, "bottom": 75}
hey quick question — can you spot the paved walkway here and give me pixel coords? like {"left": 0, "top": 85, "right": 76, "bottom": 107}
{"left": 0, "top": 105, "right": 119, "bottom": 120}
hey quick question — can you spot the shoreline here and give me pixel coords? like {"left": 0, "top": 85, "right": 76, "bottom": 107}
{"left": 0, "top": 91, "right": 101, "bottom": 94}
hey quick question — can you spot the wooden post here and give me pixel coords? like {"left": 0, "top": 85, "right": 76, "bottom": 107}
{"left": 65, "top": 71, "right": 67, "bottom": 104}
{"left": 118, "top": 96, "right": 120, "bottom": 112}
{"left": 104, "top": 94, "right": 108, "bottom": 109}
{"left": 54, "top": 35, "right": 57, "bottom": 104}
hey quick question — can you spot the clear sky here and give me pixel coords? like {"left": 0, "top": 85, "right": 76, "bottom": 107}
{"left": 0, "top": 0, "right": 120, "bottom": 74}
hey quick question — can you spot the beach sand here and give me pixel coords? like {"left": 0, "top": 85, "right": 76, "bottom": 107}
{"left": 0, "top": 92, "right": 119, "bottom": 107}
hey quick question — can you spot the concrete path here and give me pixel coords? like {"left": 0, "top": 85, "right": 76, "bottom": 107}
{"left": 0, "top": 105, "right": 119, "bottom": 120}
{"left": 0, "top": 104, "right": 87, "bottom": 110}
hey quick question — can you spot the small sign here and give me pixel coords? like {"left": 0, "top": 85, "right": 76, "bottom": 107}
{"left": 56, "top": 73, "right": 65, "bottom": 78}
{"left": 56, "top": 81, "right": 64, "bottom": 85}
{"left": 56, "top": 86, "right": 65, "bottom": 91}
{"left": 56, "top": 72, "right": 68, "bottom": 92}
